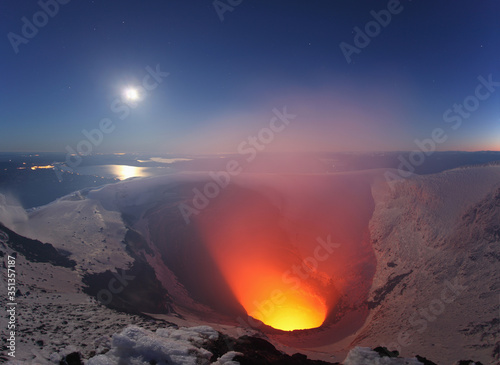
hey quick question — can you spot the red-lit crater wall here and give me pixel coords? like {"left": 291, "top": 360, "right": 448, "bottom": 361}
{"left": 194, "top": 173, "right": 376, "bottom": 332}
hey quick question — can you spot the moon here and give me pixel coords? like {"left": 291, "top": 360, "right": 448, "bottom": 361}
{"left": 124, "top": 87, "right": 139, "bottom": 101}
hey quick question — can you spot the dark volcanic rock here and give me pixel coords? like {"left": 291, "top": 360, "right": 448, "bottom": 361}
{"left": 206, "top": 334, "right": 339, "bottom": 365}
{"left": 373, "top": 346, "right": 399, "bottom": 357}
{"left": 0, "top": 223, "right": 76, "bottom": 268}
{"left": 415, "top": 354, "right": 438, "bottom": 365}
{"left": 60, "top": 351, "right": 84, "bottom": 365}
{"left": 81, "top": 259, "right": 173, "bottom": 315}
{"left": 366, "top": 271, "right": 413, "bottom": 309}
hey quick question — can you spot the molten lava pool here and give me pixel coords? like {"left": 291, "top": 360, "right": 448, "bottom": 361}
{"left": 246, "top": 283, "right": 328, "bottom": 331}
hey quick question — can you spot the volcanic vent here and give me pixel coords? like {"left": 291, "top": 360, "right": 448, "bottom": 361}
{"left": 143, "top": 172, "right": 377, "bottom": 335}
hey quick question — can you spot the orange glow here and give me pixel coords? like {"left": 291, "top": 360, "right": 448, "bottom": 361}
{"left": 30, "top": 165, "right": 54, "bottom": 170}
{"left": 249, "top": 287, "right": 327, "bottom": 331}
{"left": 219, "top": 261, "right": 328, "bottom": 331}
{"left": 195, "top": 183, "right": 333, "bottom": 331}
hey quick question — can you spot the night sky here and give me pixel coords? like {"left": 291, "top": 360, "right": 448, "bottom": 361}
{"left": 1, "top": 0, "right": 499, "bottom": 154}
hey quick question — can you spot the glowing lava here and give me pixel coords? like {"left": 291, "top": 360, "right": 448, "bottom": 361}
{"left": 249, "top": 287, "right": 328, "bottom": 331}
{"left": 196, "top": 184, "right": 331, "bottom": 331}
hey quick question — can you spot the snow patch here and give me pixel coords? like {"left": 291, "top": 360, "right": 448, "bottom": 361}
{"left": 212, "top": 351, "right": 243, "bottom": 365}
{"left": 87, "top": 325, "right": 220, "bottom": 365}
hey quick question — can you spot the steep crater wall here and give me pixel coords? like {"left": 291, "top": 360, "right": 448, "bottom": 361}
{"left": 142, "top": 172, "right": 378, "bottom": 341}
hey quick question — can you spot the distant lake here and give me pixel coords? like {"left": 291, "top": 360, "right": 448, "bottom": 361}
{"left": 67, "top": 164, "right": 173, "bottom": 180}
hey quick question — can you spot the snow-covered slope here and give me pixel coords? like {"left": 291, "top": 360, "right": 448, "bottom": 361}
{"left": 347, "top": 165, "right": 500, "bottom": 364}
{"left": 1, "top": 166, "right": 498, "bottom": 364}
{"left": 14, "top": 190, "right": 132, "bottom": 274}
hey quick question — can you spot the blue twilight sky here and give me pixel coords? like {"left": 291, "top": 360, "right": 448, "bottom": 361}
{"left": 0, "top": 0, "right": 499, "bottom": 154}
